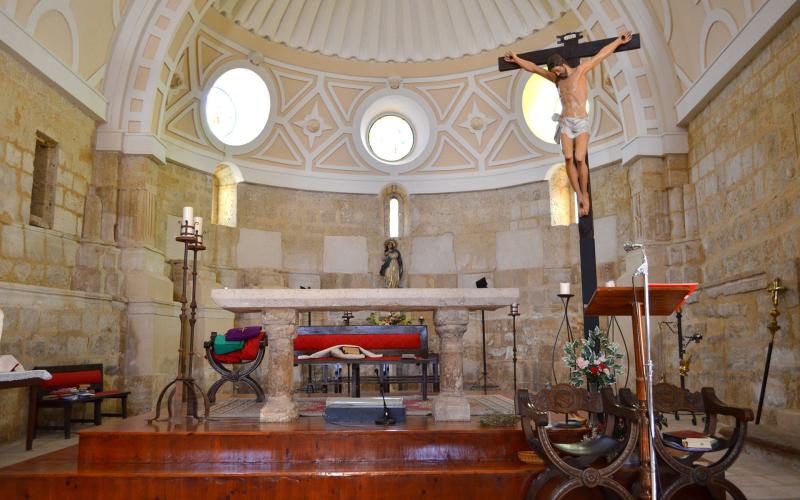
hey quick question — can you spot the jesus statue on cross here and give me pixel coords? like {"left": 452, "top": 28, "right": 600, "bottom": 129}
{"left": 504, "top": 32, "right": 632, "bottom": 217}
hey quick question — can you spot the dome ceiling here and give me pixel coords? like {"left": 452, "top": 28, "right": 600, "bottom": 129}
{"left": 213, "top": 0, "right": 570, "bottom": 62}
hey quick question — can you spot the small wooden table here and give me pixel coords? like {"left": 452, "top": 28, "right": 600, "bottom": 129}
{"left": 0, "top": 375, "right": 46, "bottom": 450}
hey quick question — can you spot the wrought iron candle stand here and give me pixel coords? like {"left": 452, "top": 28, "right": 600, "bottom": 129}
{"left": 550, "top": 293, "right": 575, "bottom": 384}
{"left": 606, "top": 315, "right": 630, "bottom": 388}
{"left": 150, "top": 220, "right": 210, "bottom": 422}
{"left": 550, "top": 293, "right": 581, "bottom": 427}
{"left": 509, "top": 303, "right": 520, "bottom": 414}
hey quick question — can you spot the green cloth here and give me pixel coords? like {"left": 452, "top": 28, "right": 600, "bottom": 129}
{"left": 214, "top": 336, "right": 245, "bottom": 354}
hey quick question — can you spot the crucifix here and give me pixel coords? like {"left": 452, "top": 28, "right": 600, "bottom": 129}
{"left": 498, "top": 32, "right": 641, "bottom": 339}
{"left": 501, "top": 32, "right": 657, "bottom": 500}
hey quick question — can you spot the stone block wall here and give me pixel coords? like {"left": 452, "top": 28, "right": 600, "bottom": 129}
{"left": 683, "top": 15, "right": 800, "bottom": 423}
{"left": 0, "top": 48, "right": 94, "bottom": 289}
{"left": 231, "top": 174, "right": 637, "bottom": 392}
{"left": 0, "top": 46, "right": 129, "bottom": 442}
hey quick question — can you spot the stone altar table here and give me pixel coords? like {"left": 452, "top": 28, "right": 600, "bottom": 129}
{"left": 211, "top": 288, "right": 519, "bottom": 422}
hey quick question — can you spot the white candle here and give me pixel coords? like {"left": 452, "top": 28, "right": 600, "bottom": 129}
{"left": 182, "top": 206, "right": 194, "bottom": 234}
{"left": 194, "top": 216, "right": 203, "bottom": 235}
{"left": 559, "top": 282, "right": 571, "bottom": 295}
{"left": 605, "top": 280, "right": 615, "bottom": 287}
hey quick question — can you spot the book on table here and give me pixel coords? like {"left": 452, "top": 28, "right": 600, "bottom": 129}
{"left": 662, "top": 430, "right": 714, "bottom": 451}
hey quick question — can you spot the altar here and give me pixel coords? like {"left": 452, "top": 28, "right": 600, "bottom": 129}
{"left": 211, "top": 287, "right": 520, "bottom": 422}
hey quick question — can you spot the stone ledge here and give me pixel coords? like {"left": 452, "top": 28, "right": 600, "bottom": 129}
{"left": 720, "top": 424, "right": 800, "bottom": 469}
{"left": 212, "top": 287, "right": 520, "bottom": 312}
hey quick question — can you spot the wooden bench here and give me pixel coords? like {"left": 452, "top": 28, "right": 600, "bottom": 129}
{"left": 293, "top": 325, "right": 438, "bottom": 400}
{"left": 34, "top": 364, "right": 129, "bottom": 439}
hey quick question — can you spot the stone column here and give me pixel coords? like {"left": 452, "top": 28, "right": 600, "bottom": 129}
{"left": 433, "top": 309, "right": 470, "bottom": 421}
{"left": 260, "top": 308, "right": 299, "bottom": 422}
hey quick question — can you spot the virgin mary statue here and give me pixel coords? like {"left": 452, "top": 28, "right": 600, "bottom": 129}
{"left": 379, "top": 238, "right": 403, "bottom": 288}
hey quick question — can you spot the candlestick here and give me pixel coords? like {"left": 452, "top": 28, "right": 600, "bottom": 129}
{"left": 182, "top": 207, "right": 194, "bottom": 233}
{"left": 194, "top": 216, "right": 203, "bottom": 235}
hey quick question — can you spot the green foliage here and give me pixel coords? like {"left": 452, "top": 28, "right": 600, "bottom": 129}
{"left": 367, "top": 312, "right": 411, "bottom": 326}
{"left": 562, "top": 326, "right": 624, "bottom": 388}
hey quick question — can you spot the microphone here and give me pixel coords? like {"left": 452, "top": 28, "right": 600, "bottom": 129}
{"left": 374, "top": 368, "right": 395, "bottom": 426}
{"left": 623, "top": 242, "right": 643, "bottom": 252}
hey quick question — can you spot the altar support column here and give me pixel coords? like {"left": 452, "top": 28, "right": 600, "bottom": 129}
{"left": 260, "top": 308, "right": 299, "bottom": 422}
{"left": 433, "top": 309, "right": 470, "bottom": 421}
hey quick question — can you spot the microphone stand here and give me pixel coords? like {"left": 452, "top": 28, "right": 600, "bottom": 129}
{"left": 631, "top": 246, "right": 657, "bottom": 500}
{"left": 374, "top": 368, "right": 395, "bottom": 426}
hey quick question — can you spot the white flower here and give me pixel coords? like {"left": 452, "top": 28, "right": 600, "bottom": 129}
{"left": 603, "top": 368, "right": 611, "bottom": 376}
{"left": 576, "top": 357, "right": 589, "bottom": 370}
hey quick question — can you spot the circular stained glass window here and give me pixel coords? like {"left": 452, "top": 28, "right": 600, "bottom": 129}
{"left": 205, "top": 68, "right": 270, "bottom": 146}
{"left": 368, "top": 114, "right": 414, "bottom": 162}
{"left": 522, "top": 73, "right": 590, "bottom": 145}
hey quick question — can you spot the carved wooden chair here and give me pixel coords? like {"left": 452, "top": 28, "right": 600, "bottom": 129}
{"left": 620, "top": 383, "right": 753, "bottom": 500}
{"left": 517, "top": 384, "right": 639, "bottom": 500}
{"left": 204, "top": 331, "right": 267, "bottom": 403}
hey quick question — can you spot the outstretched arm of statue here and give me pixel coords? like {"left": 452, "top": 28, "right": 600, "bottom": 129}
{"left": 582, "top": 31, "right": 631, "bottom": 72}
{"left": 504, "top": 51, "right": 557, "bottom": 82}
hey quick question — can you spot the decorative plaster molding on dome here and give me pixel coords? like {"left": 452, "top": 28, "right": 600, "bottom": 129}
{"left": 0, "top": 10, "right": 107, "bottom": 120}
{"left": 98, "top": 0, "right": 217, "bottom": 161}
{"left": 675, "top": 0, "right": 800, "bottom": 125}
{"left": 155, "top": 20, "right": 634, "bottom": 193}
{"left": 213, "top": 0, "right": 570, "bottom": 62}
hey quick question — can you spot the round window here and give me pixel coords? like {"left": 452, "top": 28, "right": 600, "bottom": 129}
{"left": 367, "top": 114, "right": 414, "bottom": 162}
{"left": 522, "top": 73, "right": 590, "bottom": 145}
{"left": 204, "top": 68, "right": 270, "bottom": 146}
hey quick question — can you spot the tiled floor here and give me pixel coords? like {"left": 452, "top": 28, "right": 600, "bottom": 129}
{"left": 726, "top": 453, "right": 800, "bottom": 499}
{"left": 1, "top": 419, "right": 798, "bottom": 498}
{"left": 0, "top": 428, "right": 79, "bottom": 469}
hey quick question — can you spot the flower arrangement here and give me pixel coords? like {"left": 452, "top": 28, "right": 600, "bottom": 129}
{"left": 367, "top": 312, "right": 411, "bottom": 326}
{"left": 563, "top": 326, "right": 624, "bottom": 388}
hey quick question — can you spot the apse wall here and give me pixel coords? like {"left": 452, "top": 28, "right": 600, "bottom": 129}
{"left": 681, "top": 15, "right": 800, "bottom": 425}
{"left": 0, "top": 48, "right": 125, "bottom": 442}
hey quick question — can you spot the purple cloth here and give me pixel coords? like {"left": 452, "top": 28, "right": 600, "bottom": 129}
{"left": 225, "top": 326, "right": 262, "bottom": 341}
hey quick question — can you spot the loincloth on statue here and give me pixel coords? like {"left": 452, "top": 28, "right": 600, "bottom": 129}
{"left": 554, "top": 115, "right": 591, "bottom": 143}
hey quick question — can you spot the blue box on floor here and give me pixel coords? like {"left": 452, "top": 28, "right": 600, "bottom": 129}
{"left": 323, "top": 397, "right": 406, "bottom": 424}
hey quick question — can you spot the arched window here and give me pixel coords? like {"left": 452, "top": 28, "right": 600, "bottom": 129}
{"left": 381, "top": 184, "right": 407, "bottom": 238}
{"left": 212, "top": 162, "right": 243, "bottom": 228}
{"left": 547, "top": 164, "right": 578, "bottom": 226}
{"left": 388, "top": 197, "right": 400, "bottom": 238}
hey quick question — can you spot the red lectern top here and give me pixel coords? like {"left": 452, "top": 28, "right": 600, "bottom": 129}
{"left": 584, "top": 283, "right": 697, "bottom": 316}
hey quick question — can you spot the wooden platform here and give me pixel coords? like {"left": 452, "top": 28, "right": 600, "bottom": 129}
{"left": 1, "top": 413, "right": 562, "bottom": 499}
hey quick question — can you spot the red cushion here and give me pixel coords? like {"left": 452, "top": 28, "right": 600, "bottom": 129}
{"left": 42, "top": 369, "right": 102, "bottom": 389}
{"left": 212, "top": 332, "right": 265, "bottom": 363}
{"left": 294, "top": 333, "right": 421, "bottom": 352}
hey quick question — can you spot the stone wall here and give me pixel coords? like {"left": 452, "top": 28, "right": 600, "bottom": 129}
{"left": 0, "top": 46, "right": 125, "bottom": 442}
{"left": 232, "top": 174, "right": 637, "bottom": 391}
{"left": 682, "top": 16, "right": 800, "bottom": 424}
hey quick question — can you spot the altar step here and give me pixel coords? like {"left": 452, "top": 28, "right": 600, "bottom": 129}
{"left": 2, "top": 415, "right": 552, "bottom": 499}
{"left": 1, "top": 414, "right": 720, "bottom": 499}
{"left": 2, "top": 446, "right": 538, "bottom": 499}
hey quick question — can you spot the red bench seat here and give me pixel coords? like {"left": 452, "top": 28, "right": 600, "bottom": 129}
{"left": 34, "top": 363, "right": 129, "bottom": 439}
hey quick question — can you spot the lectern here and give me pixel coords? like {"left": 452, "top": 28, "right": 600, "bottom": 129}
{"left": 585, "top": 283, "right": 697, "bottom": 500}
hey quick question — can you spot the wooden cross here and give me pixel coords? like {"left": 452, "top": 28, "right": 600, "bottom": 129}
{"left": 498, "top": 32, "right": 641, "bottom": 338}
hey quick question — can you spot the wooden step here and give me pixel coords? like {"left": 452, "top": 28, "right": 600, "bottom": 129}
{"left": 1, "top": 415, "right": 592, "bottom": 499}
{"left": 76, "top": 415, "right": 576, "bottom": 464}
{"left": 2, "top": 447, "right": 538, "bottom": 500}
